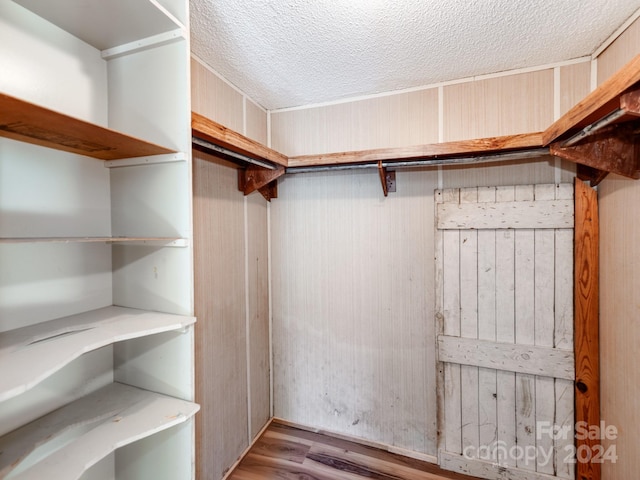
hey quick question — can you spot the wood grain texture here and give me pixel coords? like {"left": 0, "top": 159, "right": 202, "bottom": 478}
{"left": 597, "top": 17, "right": 640, "bottom": 85}
{"left": 574, "top": 179, "right": 600, "bottom": 480}
{"left": 270, "top": 89, "right": 439, "bottom": 157}
{"left": 0, "top": 93, "right": 174, "bottom": 159}
{"left": 191, "top": 58, "right": 243, "bottom": 133}
{"left": 543, "top": 54, "right": 640, "bottom": 145}
{"left": 271, "top": 168, "right": 438, "bottom": 456}
{"left": 598, "top": 173, "right": 640, "bottom": 480}
{"left": 193, "top": 112, "right": 288, "bottom": 167}
{"left": 287, "top": 133, "right": 544, "bottom": 167}
{"left": 443, "top": 70, "right": 554, "bottom": 142}
{"left": 228, "top": 421, "right": 476, "bottom": 480}
{"left": 194, "top": 152, "right": 249, "bottom": 480}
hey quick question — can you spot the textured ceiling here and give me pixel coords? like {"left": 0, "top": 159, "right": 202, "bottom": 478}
{"left": 191, "top": 0, "right": 640, "bottom": 110}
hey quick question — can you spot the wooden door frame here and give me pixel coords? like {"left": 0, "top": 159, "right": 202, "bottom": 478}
{"left": 574, "top": 179, "right": 600, "bottom": 480}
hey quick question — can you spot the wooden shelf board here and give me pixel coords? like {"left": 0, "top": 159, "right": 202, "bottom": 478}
{"left": 0, "top": 382, "right": 199, "bottom": 480}
{"left": 0, "top": 93, "right": 175, "bottom": 160}
{"left": 0, "top": 237, "right": 186, "bottom": 246}
{"left": 192, "top": 112, "right": 288, "bottom": 168}
{"left": 543, "top": 54, "right": 640, "bottom": 145}
{"left": 287, "top": 132, "right": 545, "bottom": 168}
{"left": 13, "top": 0, "right": 183, "bottom": 51}
{"left": 0, "top": 306, "right": 195, "bottom": 402}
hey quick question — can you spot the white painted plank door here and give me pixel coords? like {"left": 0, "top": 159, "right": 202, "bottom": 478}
{"left": 435, "top": 184, "right": 575, "bottom": 480}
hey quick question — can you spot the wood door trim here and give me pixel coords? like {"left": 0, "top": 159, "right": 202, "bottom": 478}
{"left": 574, "top": 179, "right": 600, "bottom": 480}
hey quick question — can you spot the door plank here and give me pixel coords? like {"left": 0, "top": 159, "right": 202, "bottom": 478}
{"left": 534, "top": 184, "right": 559, "bottom": 475}
{"left": 554, "top": 184, "right": 576, "bottom": 480}
{"left": 442, "top": 189, "right": 463, "bottom": 455}
{"left": 514, "top": 185, "right": 536, "bottom": 472}
{"left": 460, "top": 188, "right": 480, "bottom": 458}
{"left": 477, "top": 187, "right": 498, "bottom": 452}
{"left": 495, "top": 186, "right": 517, "bottom": 468}
{"left": 436, "top": 200, "right": 574, "bottom": 230}
{"left": 437, "top": 336, "right": 574, "bottom": 379}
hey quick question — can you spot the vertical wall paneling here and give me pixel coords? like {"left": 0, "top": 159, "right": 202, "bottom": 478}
{"left": 595, "top": 17, "right": 640, "bottom": 480}
{"left": 271, "top": 169, "right": 438, "bottom": 456}
{"left": 191, "top": 56, "right": 244, "bottom": 132}
{"left": 194, "top": 154, "right": 249, "bottom": 479}
{"left": 246, "top": 193, "right": 271, "bottom": 439}
{"left": 559, "top": 62, "right": 592, "bottom": 116}
{"left": 442, "top": 70, "right": 554, "bottom": 142}
{"left": 193, "top": 152, "right": 271, "bottom": 480}
{"left": 270, "top": 89, "right": 439, "bottom": 156}
{"left": 245, "top": 99, "right": 268, "bottom": 145}
{"left": 596, "top": 17, "right": 640, "bottom": 84}
{"left": 599, "top": 175, "right": 640, "bottom": 480}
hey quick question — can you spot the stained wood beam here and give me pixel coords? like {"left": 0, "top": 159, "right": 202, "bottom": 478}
{"left": 238, "top": 165, "right": 285, "bottom": 201}
{"left": 550, "top": 123, "right": 640, "bottom": 180}
{"left": 287, "top": 132, "right": 544, "bottom": 168}
{"left": 543, "top": 54, "right": 640, "bottom": 145}
{"left": 377, "top": 161, "right": 396, "bottom": 196}
{"left": 192, "top": 112, "right": 288, "bottom": 168}
{"left": 574, "top": 179, "right": 600, "bottom": 480}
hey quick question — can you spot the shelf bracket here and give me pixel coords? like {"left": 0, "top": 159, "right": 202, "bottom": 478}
{"left": 377, "top": 161, "right": 396, "bottom": 197}
{"left": 550, "top": 122, "right": 640, "bottom": 183}
{"left": 238, "top": 165, "right": 285, "bottom": 202}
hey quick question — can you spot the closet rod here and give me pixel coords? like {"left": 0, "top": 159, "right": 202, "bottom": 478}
{"left": 192, "top": 136, "right": 277, "bottom": 170}
{"left": 285, "top": 147, "right": 550, "bottom": 174}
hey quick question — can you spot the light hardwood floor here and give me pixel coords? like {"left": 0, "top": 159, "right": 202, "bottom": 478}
{"left": 227, "top": 420, "right": 477, "bottom": 480}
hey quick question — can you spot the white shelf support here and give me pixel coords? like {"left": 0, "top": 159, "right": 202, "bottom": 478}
{"left": 101, "top": 28, "right": 187, "bottom": 60}
{"left": 104, "top": 151, "right": 188, "bottom": 168}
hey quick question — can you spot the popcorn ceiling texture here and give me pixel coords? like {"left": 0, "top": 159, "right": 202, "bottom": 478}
{"left": 191, "top": 0, "right": 640, "bottom": 110}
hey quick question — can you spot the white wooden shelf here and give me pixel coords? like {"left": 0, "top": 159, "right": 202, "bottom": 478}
{"left": 0, "top": 306, "right": 196, "bottom": 402}
{"left": 13, "top": 0, "right": 184, "bottom": 52}
{"left": 0, "top": 237, "right": 189, "bottom": 247}
{"left": 0, "top": 382, "right": 199, "bottom": 480}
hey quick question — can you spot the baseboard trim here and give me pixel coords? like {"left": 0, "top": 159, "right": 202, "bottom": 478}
{"left": 222, "top": 417, "right": 274, "bottom": 480}
{"left": 272, "top": 417, "right": 439, "bottom": 465}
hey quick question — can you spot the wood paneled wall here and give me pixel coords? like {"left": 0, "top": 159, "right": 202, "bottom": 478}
{"left": 191, "top": 57, "right": 270, "bottom": 480}
{"left": 268, "top": 60, "right": 584, "bottom": 458}
{"left": 596, "top": 16, "right": 640, "bottom": 480}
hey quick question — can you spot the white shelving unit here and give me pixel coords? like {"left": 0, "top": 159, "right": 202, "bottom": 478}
{"left": 0, "top": 1, "right": 196, "bottom": 479}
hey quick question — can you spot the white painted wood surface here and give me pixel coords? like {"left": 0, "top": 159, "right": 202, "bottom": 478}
{"left": 440, "top": 452, "right": 564, "bottom": 480}
{"left": 0, "top": 306, "right": 195, "bottom": 402}
{"left": 436, "top": 199, "right": 574, "bottom": 230}
{"left": 436, "top": 184, "right": 575, "bottom": 480}
{"left": 437, "top": 336, "right": 574, "bottom": 380}
{"left": 0, "top": 383, "right": 199, "bottom": 480}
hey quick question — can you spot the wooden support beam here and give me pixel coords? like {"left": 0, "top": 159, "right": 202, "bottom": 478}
{"left": 620, "top": 87, "right": 640, "bottom": 116}
{"left": 550, "top": 123, "right": 640, "bottom": 179}
{"left": 574, "top": 178, "right": 600, "bottom": 480}
{"left": 576, "top": 164, "right": 609, "bottom": 186}
{"left": 192, "top": 112, "right": 288, "bottom": 168}
{"left": 238, "top": 165, "right": 285, "bottom": 202}
{"left": 377, "top": 161, "right": 396, "bottom": 196}
{"left": 543, "top": 54, "right": 640, "bottom": 144}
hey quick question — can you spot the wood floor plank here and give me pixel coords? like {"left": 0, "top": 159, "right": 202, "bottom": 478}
{"left": 227, "top": 421, "right": 479, "bottom": 480}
